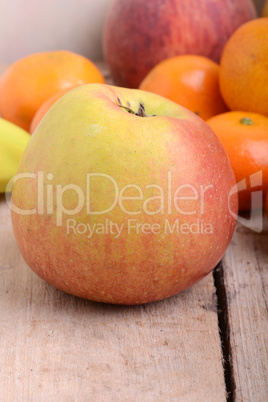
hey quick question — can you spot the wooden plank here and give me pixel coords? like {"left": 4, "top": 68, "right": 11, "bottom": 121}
{"left": 222, "top": 219, "right": 268, "bottom": 401}
{"left": 0, "top": 197, "right": 226, "bottom": 401}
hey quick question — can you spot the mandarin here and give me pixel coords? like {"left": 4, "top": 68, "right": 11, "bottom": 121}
{"left": 139, "top": 55, "right": 228, "bottom": 121}
{"left": 0, "top": 51, "right": 105, "bottom": 131}
{"left": 207, "top": 111, "right": 268, "bottom": 211}
{"left": 219, "top": 18, "right": 268, "bottom": 116}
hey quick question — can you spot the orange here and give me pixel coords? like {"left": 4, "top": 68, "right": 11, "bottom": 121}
{"left": 139, "top": 55, "right": 228, "bottom": 121}
{"left": 207, "top": 111, "right": 268, "bottom": 211}
{"left": 219, "top": 18, "right": 268, "bottom": 116}
{"left": 265, "top": 193, "right": 268, "bottom": 218}
{"left": 30, "top": 86, "right": 77, "bottom": 134}
{"left": 0, "top": 51, "right": 105, "bottom": 131}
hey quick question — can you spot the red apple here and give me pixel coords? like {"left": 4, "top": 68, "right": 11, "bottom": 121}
{"left": 11, "top": 84, "right": 237, "bottom": 305}
{"left": 103, "top": 0, "right": 257, "bottom": 88}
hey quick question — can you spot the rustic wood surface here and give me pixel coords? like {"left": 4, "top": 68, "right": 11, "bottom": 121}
{"left": 222, "top": 221, "right": 268, "bottom": 401}
{"left": 0, "top": 62, "right": 267, "bottom": 401}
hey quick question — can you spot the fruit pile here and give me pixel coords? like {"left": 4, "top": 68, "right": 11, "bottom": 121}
{"left": 105, "top": 11, "right": 268, "bottom": 213}
{"left": 137, "top": 17, "right": 268, "bottom": 212}
{"left": 0, "top": 0, "right": 267, "bottom": 304}
{"left": 0, "top": 3, "right": 267, "bottom": 213}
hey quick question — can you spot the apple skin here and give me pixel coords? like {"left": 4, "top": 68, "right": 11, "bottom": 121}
{"left": 103, "top": 0, "right": 257, "bottom": 88}
{"left": 11, "top": 84, "right": 237, "bottom": 305}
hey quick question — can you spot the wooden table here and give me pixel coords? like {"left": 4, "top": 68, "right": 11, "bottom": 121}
{"left": 0, "top": 63, "right": 267, "bottom": 401}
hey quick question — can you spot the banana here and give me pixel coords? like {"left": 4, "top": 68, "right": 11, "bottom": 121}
{"left": 0, "top": 117, "right": 31, "bottom": 193}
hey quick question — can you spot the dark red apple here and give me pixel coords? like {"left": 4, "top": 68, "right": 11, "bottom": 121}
{"left": 103, "top": 0, "right": 257, "bottom": 88}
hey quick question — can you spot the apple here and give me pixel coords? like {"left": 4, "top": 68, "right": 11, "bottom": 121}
{"left": 103, "top": 0, "right": 257, "bottom": 88}
{"left": 11, "top": 84, "right": 237, "bottom": 305}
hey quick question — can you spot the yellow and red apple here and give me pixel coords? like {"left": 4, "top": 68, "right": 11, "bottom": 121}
{"left": 11, "top": 84, "right": 237, "bottom": 304}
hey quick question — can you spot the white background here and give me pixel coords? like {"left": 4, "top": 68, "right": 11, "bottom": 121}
{"left": 0, "top": 0, "right": 111, "bottom": 63}
{"left": 0, "top": 0, "right": 265, "bottom": 64}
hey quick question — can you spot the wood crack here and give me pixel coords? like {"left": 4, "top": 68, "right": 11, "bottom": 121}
{"left": 213, "top": 261, "right": 236, "bottom": 401}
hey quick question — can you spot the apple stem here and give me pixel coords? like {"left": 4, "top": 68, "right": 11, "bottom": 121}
{"left": 118, "top": 102, "right": 151, "bottom": 117}
{"left": 137, "top": 103, "right": 147, "bottom": 117}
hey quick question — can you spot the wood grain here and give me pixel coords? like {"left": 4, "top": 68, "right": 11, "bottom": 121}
{"left": 0, "top": 197, "right": 226, "bottom": 401}
{"left": 223, "top": 220, "right": 268, "bottom": 401}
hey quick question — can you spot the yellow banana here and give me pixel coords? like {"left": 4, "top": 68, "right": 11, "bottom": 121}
{"left": 0, "top": 118, "right": 31, "bottom": 193}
